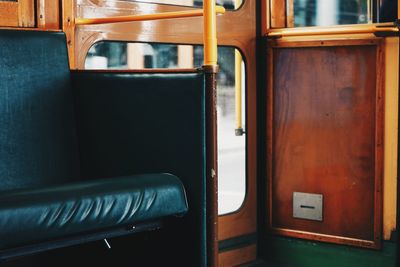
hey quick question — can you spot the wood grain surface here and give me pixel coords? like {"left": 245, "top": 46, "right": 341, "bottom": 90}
{"left": 268, "top": 43, "right": 384, "bottom": 248}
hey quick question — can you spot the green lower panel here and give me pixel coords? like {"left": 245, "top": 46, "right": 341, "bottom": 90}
{"left": 263, "top": 236, "right": 397, "bottom": 267}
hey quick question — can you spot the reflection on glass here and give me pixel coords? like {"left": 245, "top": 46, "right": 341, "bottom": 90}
{"left": 291, "top": 0, "right": 371, "bottom": 27}
{"left": 126, "top": 0, "right": 242, "bottom": 10}
{"left": 379, "top": 0, "right": 397, "bottom": 22}
{"left": 85, "top": 42, "right": 246, "bottom": 215}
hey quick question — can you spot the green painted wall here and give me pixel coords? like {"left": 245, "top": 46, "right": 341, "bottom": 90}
{"left": 262, "top": 236, "right": 397, "bottom": 267}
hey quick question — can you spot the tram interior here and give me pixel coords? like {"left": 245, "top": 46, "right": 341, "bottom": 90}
{"left": 0, "top": 0, "right": 399, "bottom": 267}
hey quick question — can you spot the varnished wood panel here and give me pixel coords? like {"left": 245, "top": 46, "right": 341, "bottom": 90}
{"left": 205, "top": 72, "right": 219, "bottom": 267}
{"left": 270, "top": 0, "right": 286, "bottom": 28}
{"left": 0, "top": 0, "right": 35, "bottom": 27}
{"left": 268, "top": 41, "right": 384, "bottom": 248}
{"left": 37, "top": 0, "right": 60, "bottom": 29}
{"left": 72, "top": 69, "right": 199, "bottom": 74}
{"left": 383, "top": 37, "right": 398, "bottom": 240}
{"left": 0, "top": 2, "right": 19, "bottom": 27}
{"left": 286, "top": 0, "right": 294, "bottom": 27}
{"left": 18, "top": 0, "right": 35, "bottom": 27}
{"left": 261, "top": 0, "right": 269, "bottom": 34}
{"left": 63, "top": 0, "right": 75, "bottom": 68}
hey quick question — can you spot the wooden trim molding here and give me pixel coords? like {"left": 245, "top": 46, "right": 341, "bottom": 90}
{"left": 269, "top": 0, "right": 286, "bottom": 28}
{"left": 18, "top": 0, "right": 35, "bottom": 27}
{"left": 269, "top": 228, "right": 377, "bottom": 248}
{"left": 383, "top": 37, "right": 398, "bottom": 240}
{"left": 37, "top": 0, "right": 60, "bottom": 29}
{"left": 267, "top": 37, "right": 382, "bottom": 49}
{"left": 286, "top": 0, "right": 294, "bottom": 28}
{"left": 72, "top": 68, "right": 199, "bottom": 74}
{"left": 266, "top": 38, "right": 385, "bottom": 249}
{"left": 205, "top": 72, "right": 219, "bottom": 267}
{"left": 62, "top": 0, "right": 75, "bottom": 68}
{"left": 261, "top": 0, "right": 270, "bottom": 34}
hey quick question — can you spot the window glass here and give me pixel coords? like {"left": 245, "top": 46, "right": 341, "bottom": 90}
{"left": 125, "top": 0, "right": 242, "bottom": 10}
{"left": 291, "top": 0, "right": 371, "bottom": 27}
{"left": 379, "top": 0, "right": 397, "bottom": 22}
{"left": 86, "top": 42, "right": 247, "bottom": 215}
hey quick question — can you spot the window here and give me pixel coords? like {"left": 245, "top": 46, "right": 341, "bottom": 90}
{"left": 290, "top": 0, "right": 371, "bottom": 27}
{"left": 86, "top": 42, "right": 247, "bottom": 215}
{"left": 379, "top": 0, "right": 397, "bottom": 22}
{"left": 283, "top": 0, "right": 397, "bottom": 28}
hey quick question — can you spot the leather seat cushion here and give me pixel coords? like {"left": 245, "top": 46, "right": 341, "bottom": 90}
{"left": 0, "top": 173, "right": 187, "bottom": 249}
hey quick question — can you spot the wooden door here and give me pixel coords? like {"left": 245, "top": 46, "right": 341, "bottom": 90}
{"left": 0, "top": 0, "right": 35, "bottom": 27}
{"left": 267, "top": 38, "right": 385, "bottom": 249}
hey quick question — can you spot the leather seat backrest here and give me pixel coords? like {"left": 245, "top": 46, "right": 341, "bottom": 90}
{"left": 0, "top": 30, "right": 79, "bottom": 191}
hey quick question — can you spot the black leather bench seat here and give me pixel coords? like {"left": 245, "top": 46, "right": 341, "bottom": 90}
{"left": 0, "top": 30, "right": 205, "bottom": 265}
{"left": 0, "top": 173, "right": 187, "bottom": 250}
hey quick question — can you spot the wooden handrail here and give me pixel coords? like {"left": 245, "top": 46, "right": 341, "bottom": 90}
{"left": 75, "top": 5, "right": 225, "bottom": 70}
{"left": 267, "top": 25, "right": 399, "bottom": 38}
{"left": 75, "top": 6, "right": 225, "bottom": 25}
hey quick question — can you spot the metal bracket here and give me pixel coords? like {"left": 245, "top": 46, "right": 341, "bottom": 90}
{"left": 103, "top": 239, "right": 111, "bottom": 250}
{"left": 393, "top": 19, "right": 400, "bottom": 28}
{"left": 235, "top": 128, "right": 245, "bottom": 136}
{"left": 293, "top": 192, "right": 323, "bottom": 221}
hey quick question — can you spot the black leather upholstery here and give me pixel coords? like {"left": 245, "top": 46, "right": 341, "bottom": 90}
{"left": 72, "top": 71, "right": 207, "bottom": 266}
{"left": 0, "top": 29, "right": 205, "bottom": 265}
{"left": 0, "top": 173, "right": 187, "bottom": 250}
{"left": 0, "top": 30, "right": 79, "bottom": 191}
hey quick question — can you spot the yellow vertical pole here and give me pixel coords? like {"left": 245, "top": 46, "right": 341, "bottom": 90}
{"left": 235, "top": 50, "right": 244, "bottom": 135}
{"left": 203, "top": 0, "right": 218, "bottom": 67}
{"left": 235, "top": 0, "right": 244, "bottom": 136}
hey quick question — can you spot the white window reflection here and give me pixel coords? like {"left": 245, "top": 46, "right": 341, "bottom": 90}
{"left": 292, "top": 0, "right": 371, "bottom": 27}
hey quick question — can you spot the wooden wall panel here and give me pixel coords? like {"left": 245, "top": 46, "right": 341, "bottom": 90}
{"left": 0, "top": 2, "right": 18, "bottom": 27}
{"left": 268, "top": 42, "right": 384, "bottom": 248}
{"left": 0, "top": 0, "right": 35, "bottom": 27}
